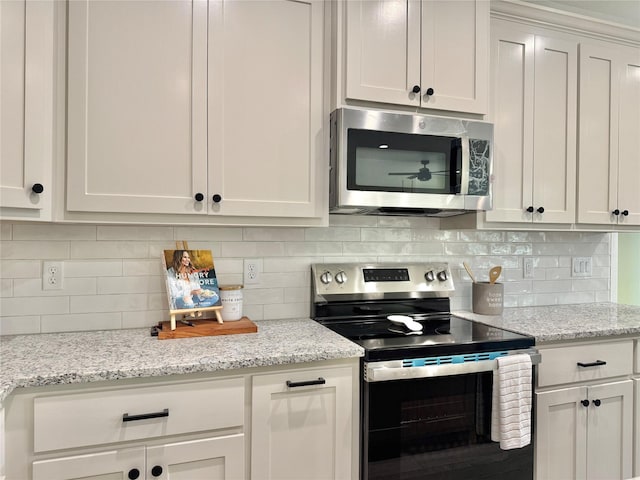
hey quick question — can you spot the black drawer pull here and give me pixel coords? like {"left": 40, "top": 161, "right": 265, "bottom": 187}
{"left": 577, "top": 360, "right": 607, "bottom": 368}
{"left": 286, "top": 377, "right": 326, "bottom": 388}
{"left": 123, "top": 408, "right": 169, "bottom": 422}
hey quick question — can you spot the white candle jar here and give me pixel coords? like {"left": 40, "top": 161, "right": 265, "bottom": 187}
{"left": 219, "top": 285, "right": 244, "bottom": 321}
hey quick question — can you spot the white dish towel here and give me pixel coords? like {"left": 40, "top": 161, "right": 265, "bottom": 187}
{"left": 491, "top": 353, "right": 533, "bottom": 450}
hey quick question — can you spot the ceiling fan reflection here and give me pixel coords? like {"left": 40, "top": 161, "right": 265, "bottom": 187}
{"left": 388, "top": 160, "right": 449, "bottom": 182}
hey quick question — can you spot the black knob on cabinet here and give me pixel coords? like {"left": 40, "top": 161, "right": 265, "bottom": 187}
{"left": 412, "top": 85, "right": 421, "bottom": 93}
{"left": 212, "top": 194, "right": 222, "bottom": 203}
{"left": 622, "top": 210, "right": 629, "bottom": 216}
{"left": 526, "top": 206, "right": 534, "bottom": 213}
{"left": 128, "top": 469, "right": 140, "bottom": 480}
{"left": 31, "top": 183, "right": 44, "bottom": 194}
{"left": 613, "top": 209, "right": 620, "bottom": 215}
{"left": 151, "top": 466, "right": 163, "bottom": 477}
{"left": 194, "top": 192, "right": 204, "bottom": 202}
{"left": 537, "top": 207, "right": 545, "bottom": 214}
{"left": 593, "top": 399, "right": 601, "bottom": 407}
{"left": 581, "top": 399, "right": 590, "bottom": 407}
{"left": 426, "top": 87, "right": 434, "bottom": 96}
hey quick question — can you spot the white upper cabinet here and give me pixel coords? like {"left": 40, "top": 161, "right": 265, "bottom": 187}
{"left": 486, "top": 21, "right": 577, "bottom": 224}
{"left": 208, "top": 0, "right": 325, "bottom": 219}
{"left": 66, "top": 0, "right": 327, "bottom": 225}
{"left": 343, "top": 0, "right": 488, "bottom": 115}
{"left": 66, "top": 0, "right": 207, "bottom": 216}
{"left": 578, "top": 44, "right": 640, "bottom": 227}
{"left": 0, "top": 0, "right": 54, "bottom": 221}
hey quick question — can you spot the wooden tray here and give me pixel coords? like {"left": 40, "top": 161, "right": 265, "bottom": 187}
{"left": 155, "top": 317, "right": 257, "bottom": 340}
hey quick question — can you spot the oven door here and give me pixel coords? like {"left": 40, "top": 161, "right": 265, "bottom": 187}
{"left": 362, "top": 364, "right": 535, "bottom": 480}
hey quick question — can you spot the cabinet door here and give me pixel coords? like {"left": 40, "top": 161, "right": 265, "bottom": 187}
{"left": 617, "top": 49, "right": 640, "bottom": 226}
{"left": 32, "top": 446, "right": 145, "bottom": 480}
{"left": 0, "top": 0, "right": 53, "bottom": 219}
{"left": 208, "top": 0, "right": 325, "bottom": 219}
{"left": 251, "top": 366, "right": 354, "bottom": 480}
{"left": 532, "top": 35, "right": 577, "bottom": 223}
{"left": 577, "top": 44, "right": 620, "bottom": 225}
{"left": 146, "top": 434, "right": 244, "bottom": 480}
{"left": 344, "top": 0, "right": 421, "bottom": 106}
{"left": 66, "top": 0, "right": 208, "bottom": 215}
{"left": 420, "top": 0, "right": 488, "bottom": 114}
{"left": 485, "top": 22, "right": 535, "bottom": 223}
{"left": 536, "top": 386, "right": 587, "bottom": 480}
{"left": 586, "top": 380, "right": 633, "bottom": 480}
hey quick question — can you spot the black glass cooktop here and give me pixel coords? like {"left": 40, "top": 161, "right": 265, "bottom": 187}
{"left": 320, "top": 315, "right": 535, "bottom": 362}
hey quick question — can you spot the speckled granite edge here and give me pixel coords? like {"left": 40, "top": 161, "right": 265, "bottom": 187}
{"left": 0, "top": 318, "right": 364, "bottom": 404}
{"left": 454, "top": 302, "right": 640, "bottom": 344}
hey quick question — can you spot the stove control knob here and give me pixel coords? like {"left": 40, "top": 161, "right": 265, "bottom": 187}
{"left": 425, "top": 270, "right": 435, "bottom": 282}
{"left": 335, "top": 271, "right": 347, "bottom": 284}
{"left": 320, "top": 271, "right": 333, "bottom": 285}
{"left": 437, "top": 270, "right": 448, "bottom": 282}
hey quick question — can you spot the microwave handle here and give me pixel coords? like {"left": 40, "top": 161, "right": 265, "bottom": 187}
{"left": 459, "top": 135, "right": 470, "bottom": 195}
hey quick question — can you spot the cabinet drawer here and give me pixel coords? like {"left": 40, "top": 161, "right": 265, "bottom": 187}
{"left": 538, "top": 341, "right": 633, "bottom": 387}
{"left": 33, "top": 377, "right": 244, "bottom": 453}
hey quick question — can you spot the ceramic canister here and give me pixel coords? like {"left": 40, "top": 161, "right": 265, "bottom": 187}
{"left": 219, "top": 285, "right": 244, "bottom": 321}
{"left": 472, "top": 282, "right": 504, "bottom": 315}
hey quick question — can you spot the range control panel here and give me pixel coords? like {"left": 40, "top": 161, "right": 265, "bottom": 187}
{"left": 311, "top": 263, "right": 454, "bottom": 297}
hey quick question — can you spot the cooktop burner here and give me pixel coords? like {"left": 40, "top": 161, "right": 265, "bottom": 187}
{"left": 310, "top": 262, "right": 535, "bottom": 362}
{"left": 321, "top": 315, "right": 534, "bottom": 361}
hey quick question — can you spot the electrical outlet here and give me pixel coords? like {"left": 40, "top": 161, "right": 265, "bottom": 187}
{"left": 244, "top": 258, "right": 262, "bottom": 285}
{"left": 42, "top": 261, "right": 64, "bottom": 290}
{"left": 523, "top": 257, "right": 535, "bottom": 279}
{"left": 572, "top": 257, "right": 592, "bottom": 277}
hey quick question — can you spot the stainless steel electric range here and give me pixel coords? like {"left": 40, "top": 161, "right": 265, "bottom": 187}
{"left": 310, "top": 262, "right": 538, "bottom": 480}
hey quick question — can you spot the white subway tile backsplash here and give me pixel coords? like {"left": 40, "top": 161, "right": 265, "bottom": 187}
{"left": 13, "top": 224, "right": 96, "bottom": 240}
{"left": 13, "top": 278, "right": 97, "bottom": 296}
{"left": 70, "top": 241, "right": 149, "bottom": 259}
{"left": 0, "top": 260, "right": 43, "bottom": 278}
{"left": 97, "top": 225, "right": 173, "bottom": 241}
{"left": 0, "top": 222, "right": 11, "bottom": 240}
{"left": 41, "top": 313, "right": 122, "bottom": 333}
{"left": 0, "top": 220, "right": 613, "bottom": 334}
{"left": 0, "top": 241, "right": 69, "bottom": 260}
{"left": 0, "top": 315, "right": 40, "bottom": 335}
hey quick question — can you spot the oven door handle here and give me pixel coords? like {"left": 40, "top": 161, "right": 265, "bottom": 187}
{"left": 364, "top": 349, "right": 541, "bottom": 382}
{"left": 458, "top": 135, "right": 470, "bottom": 195}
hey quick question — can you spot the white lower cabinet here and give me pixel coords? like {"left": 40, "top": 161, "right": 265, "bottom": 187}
{"left": 535, "top": 340, "right": 634, "bottom": 480}
{"left": 32, "top": 435, "right": 245, "bottom": 480}
{"left": 251, "top": 365, "right": 356, "bottom": 480}
{"left": 3, "top": 359, "right": 358, "bottom": 480}
{"left": 536, "top": 380, "right": 633, "bottom": 480}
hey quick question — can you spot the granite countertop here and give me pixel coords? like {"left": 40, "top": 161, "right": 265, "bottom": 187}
{"left": 0, "top": 318, "right": 364, "bottom": 404}
{"left": 455, "top": 302, "right": 640, "bottom": 344}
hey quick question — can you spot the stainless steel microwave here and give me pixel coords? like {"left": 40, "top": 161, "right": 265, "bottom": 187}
{"left": 329, "top": 108, "right": 493, "bottom": 216}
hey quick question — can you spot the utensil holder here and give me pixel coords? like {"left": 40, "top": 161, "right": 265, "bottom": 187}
{"left": 472, "top": 282, "right": 504, "bottom": 315}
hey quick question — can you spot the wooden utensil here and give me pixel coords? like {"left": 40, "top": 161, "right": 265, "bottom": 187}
{"left": 463, "top": 262, "right": 476, "bottom": 283}
{"left": 489, "top": 266, "right": 502, "bottom": 284}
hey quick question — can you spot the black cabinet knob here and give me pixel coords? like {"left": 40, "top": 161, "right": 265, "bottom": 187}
{"left": 593, "top": 399, "right": 602, "bottom": 407}
{"left": 412, "top": 85, "right": 421, "bottom": 93}
{"left": 31, "top": 183, "right": 44, "bottom": 194}
{"left": 212, "top": 194, "right": 222, "bottom": 203}
{"left": 613, "top": 209, "right": 620, "bottom": 215}
{"left": 622, "top": 210, "right": 629, "bottom": 216}
{"left": 581, "top": 399, "right": 590, "bottom": 407}
{"left": 537, "top": 206, "right": 545, "bottom": 214}
{"left": 151, "top": 465, "right": 163, "bottom": 477}
{"left": 526, "top": 206, "right": 534, "bottom": 213}
{"left": 426, "top": 87, "right": 434, "bottom": 96}
{"left": 128, "top": 469, "right": 140, "bottom": 480}
{"left": 194, "top": 192, "right": 204, "bottom": 202}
